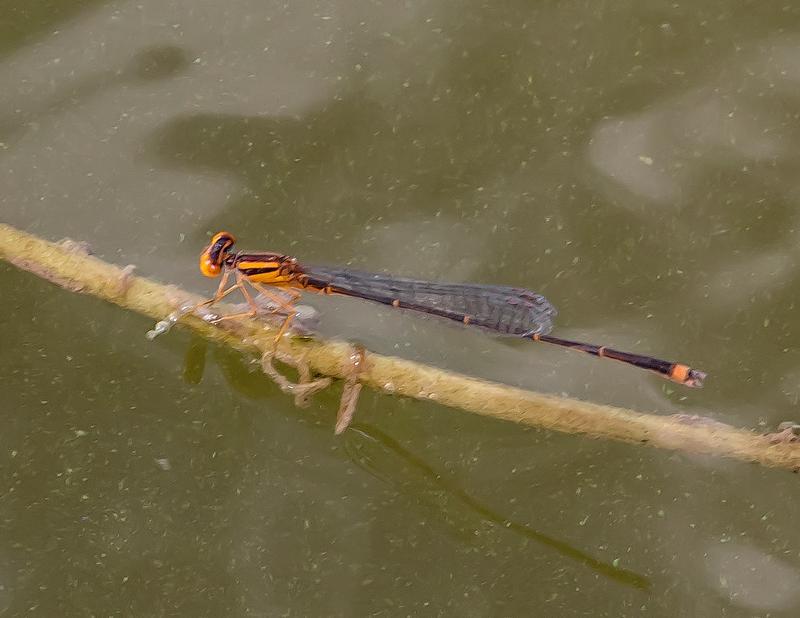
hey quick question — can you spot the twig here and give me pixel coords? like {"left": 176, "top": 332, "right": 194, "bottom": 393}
{"left": 1, "top": 222, "right": 799, "bottom": 471}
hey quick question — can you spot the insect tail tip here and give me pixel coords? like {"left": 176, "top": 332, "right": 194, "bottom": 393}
{"left": 685, "top": 369, "right": 707, "bottom": 388}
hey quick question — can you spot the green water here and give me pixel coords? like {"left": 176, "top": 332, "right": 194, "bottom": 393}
{"left": 2, "top": 1, "right": 800, "bottom": 615}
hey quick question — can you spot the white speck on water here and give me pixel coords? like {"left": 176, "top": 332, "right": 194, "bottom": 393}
{"left": 155, "top": 458, "right": 172, "bottom": 471}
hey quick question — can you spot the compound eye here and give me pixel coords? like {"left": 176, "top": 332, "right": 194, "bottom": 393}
{"left": 199, "top": 231, "right": 236, "bottom": 277}
{"left": 199, "top": 257, "right": 222, "bottom": 277}
{"left": 211, "top": 231, "right": 236, "bottom": 246}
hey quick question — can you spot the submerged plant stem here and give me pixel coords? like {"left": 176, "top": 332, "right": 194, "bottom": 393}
{"left": 1, "top": 222, "right": 798, "bottom": 471}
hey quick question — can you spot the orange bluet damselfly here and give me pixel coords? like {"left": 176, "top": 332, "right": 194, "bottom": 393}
{"left": 193, "top": 231, "right": 706, "bottom": 388}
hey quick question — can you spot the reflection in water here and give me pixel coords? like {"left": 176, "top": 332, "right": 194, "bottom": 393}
{"left": 184, "top": 334, "right": 649, "bottom": 589}
{"left": 588, "top": 36, "right": 800, "bottom": 207}
{"left": 182, "top": 336, "right": 207, "bottom": 385}
{"left": 344, "top": 424, "right": 651, "bottom": 591}
{"left": 5, "top": 1, "right": 800, "bottom": 613}
{"left": 0, "top": 0, "right": 105, "bottom": 58}
{"left": 704, "top": 542, "right": 800, "bottom": 611}
{"left": 0, "top": 45, "right": 193, "bottom": 142}
{"left": 211, "top": 343, "right": 285, "bottom": 400}
{"left": 184, "top": 335, "right": 331, "bottom": 422}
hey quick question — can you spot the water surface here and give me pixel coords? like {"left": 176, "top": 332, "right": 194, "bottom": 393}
{"left": 2, "top": 1, "right": 800, "bottom": 615}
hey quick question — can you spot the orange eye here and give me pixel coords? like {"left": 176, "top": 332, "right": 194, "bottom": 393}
{"left": 199, "top": 257, "right": 222, "bottom": 277}
{"left": 199, "top": 231, "right": 236, "bottom": 277}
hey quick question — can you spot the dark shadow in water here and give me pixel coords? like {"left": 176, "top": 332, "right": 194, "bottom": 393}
{"left": 182, "top": 335, "right": 208, "bottom": 385}
{"left": 0, "top": 45, "right": 193, "bottom": 141}
{"left": 188, "top": 336, "right": 335, "bottom": 428}
{"left": 145, "top": 23, "right": 578, "bottom": 253}
{"left": 148, "top": 99, "right": 501, "bottom": 251}
{"left": 183, "top": 334, "right": 649, "bottom": 590}
{"left": 343, "top": 423, "right": 652, "bottom": 591}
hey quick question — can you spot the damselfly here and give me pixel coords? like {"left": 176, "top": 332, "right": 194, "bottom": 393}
{"left": 193, "top": 231, "right": 706, "bottom": 387}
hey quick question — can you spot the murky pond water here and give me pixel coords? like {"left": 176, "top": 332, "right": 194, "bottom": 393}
{"left": 3, "top": 1, "right": 800, "bottom": 615}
